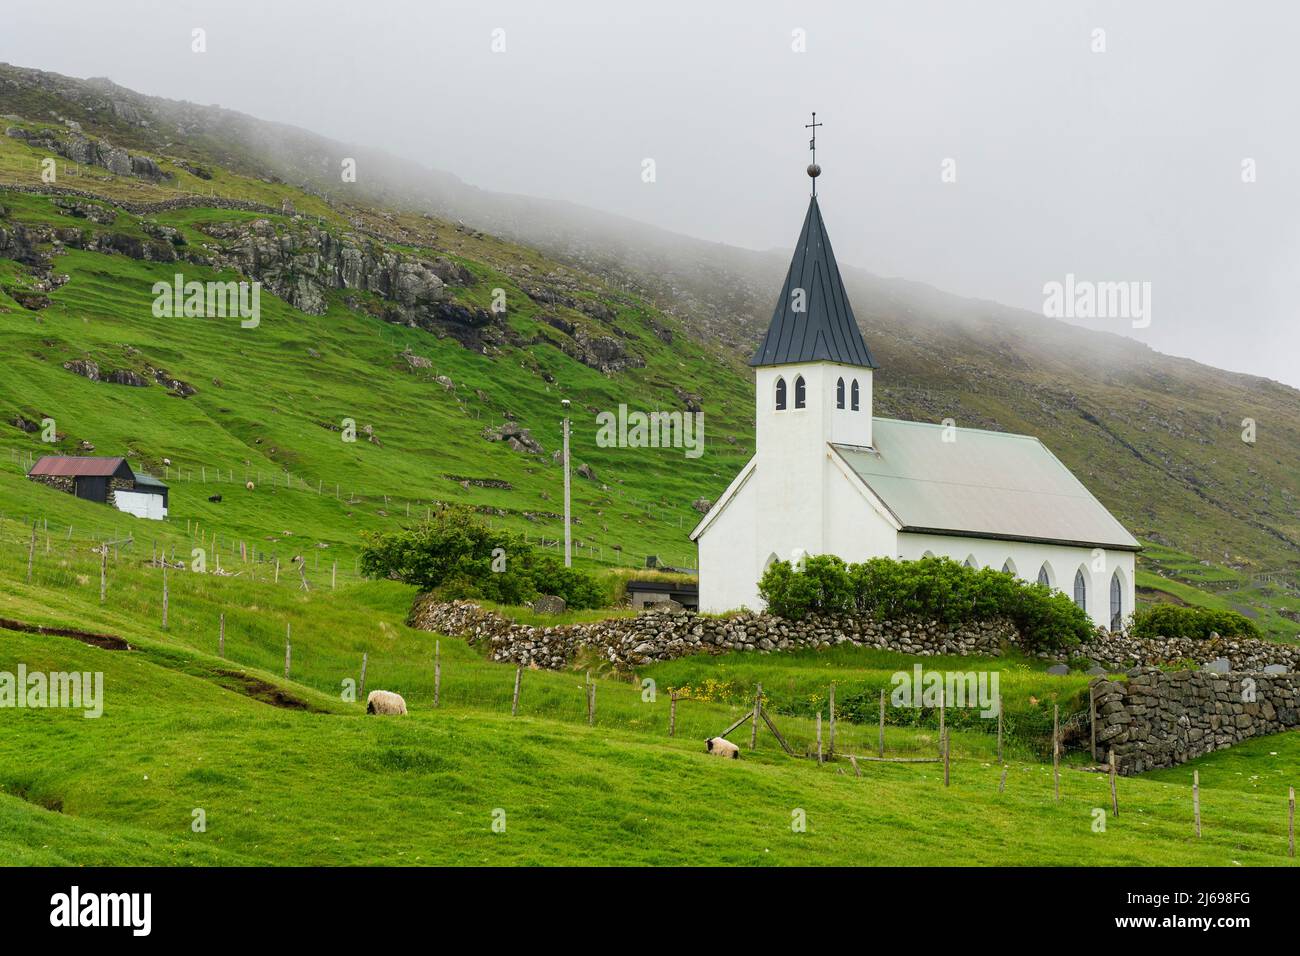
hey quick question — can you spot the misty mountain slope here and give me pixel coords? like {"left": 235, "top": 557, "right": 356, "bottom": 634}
{"left": 0, "top": 63, "right": 1297, "bottom": 601}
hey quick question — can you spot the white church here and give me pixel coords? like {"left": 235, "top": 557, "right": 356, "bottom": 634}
{"left": 690, "top": 171, "right": 1139, "bottom": 631}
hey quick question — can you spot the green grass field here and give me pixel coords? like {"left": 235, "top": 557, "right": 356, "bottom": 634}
{"left": 2, "top": 520, "right": 1298, "bottom": 867}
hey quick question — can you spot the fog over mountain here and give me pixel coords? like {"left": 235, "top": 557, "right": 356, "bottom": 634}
{"left": 3, "top": 0, "right": 1298, "bottom": 388}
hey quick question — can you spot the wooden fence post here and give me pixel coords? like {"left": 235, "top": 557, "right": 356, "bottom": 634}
{"left": 999, "top": 764, "right": 1008, "bottom": 793}
{"left": 162, "top": 562, "right": 169, "bottom": 629}
{"left": 1193, "top": 770, "right": 1201, "bottom": 837}
{"left": 750, "top": 684, "right": 762, "bottom": 750}
{"left": 943, "top": 725, "right": 950, "bottom": 788}
{"left": 816, "top": 711, "right": 823, "bottom": 765}
{"left": 274, "top": 558, "right": 280, "bottom": 584}
{"left": 828, "top": 682, "right": 836, "bottom": 758}
{"left": 938, "top": 684, "right": 946, "bottom": 761}
{"left": 99, "top": 545, "right": 107, "bottom": 602}
{"left": 218, "top": 612, "right": 225, "bottom": 657}
{"left": 26, "top": 524, "right": 36, "bottom": 583}
{"left": 511, "top": 665, "right": 522, "bottom": 716}
{"left": 1110, "top": 751, "right": 1119, "bottom": 816}
{"left": 669, "top": 690, "right": 677, "bottom": 738}
{"left": 879, "top": 688, "right": 886, "bottom": 758}
{"left": 1053, "top": 703, "right": 1061, "bottom": 802}
{"left": 1290, "top": 787, "right": 1295, "bottom": 859}
{"left": 359, "top": 652, "right": 368, "bottom": 700}
{"left": 332, "top": 561, "right": 337, "bottom": 590}
{"left": 849, "top": 755, "right": 861, "bottom": 778}
{"left": 284, "top": 623, "right": 291, "bottom": 679}
{"left": 588, "top": 682, "right": 596, "bottom": 726}
{"left": 434, "top": 640, "right": 441, "bottom": 707}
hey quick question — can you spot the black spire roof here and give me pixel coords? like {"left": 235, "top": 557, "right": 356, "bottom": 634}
{"left": 750, "top": 195, "right": 877, "bottom": 369}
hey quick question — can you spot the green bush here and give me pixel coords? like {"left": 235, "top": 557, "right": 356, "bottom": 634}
{"left": 1129, "top": 604, "right": 1260, "bottom": 641}
{"left": 759, "top": 555, "right": 1094, "bottom": 651}
{"left": 360, "top": 506, "right": 607, "bottom": 610}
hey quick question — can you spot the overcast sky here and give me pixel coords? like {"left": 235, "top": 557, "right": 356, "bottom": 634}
{"left": 4, "top": 0, "right": 1298, "bottom": 386}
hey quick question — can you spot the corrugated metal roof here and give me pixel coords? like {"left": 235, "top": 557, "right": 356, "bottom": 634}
{"left": 131, "top": 473, "right": 168, "bottom": 489}
{"left": 833, "top": 419, "right": 1140, "bottom": 551}
{"left": 27, "top": 456, "right": 131, "bottom": 478}
{"left": 750, "top": 196, "right": 877, "bottom": 369}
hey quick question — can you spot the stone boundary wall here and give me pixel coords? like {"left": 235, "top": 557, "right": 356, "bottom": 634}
{"left": 407, "top": 598, "right": 1012, "bottom": 670}
{"left": 408, "top": 597, "right": 1300, "bottom": 675}
{"left": 1092, "top": 668, "right": 1300, "bottom": 775}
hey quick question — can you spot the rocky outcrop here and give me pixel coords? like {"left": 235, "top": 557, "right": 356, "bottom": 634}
{"left": 5, "top": 126, "right": 169, "bottom": 181}
{"left": 482, "top": 421, "right": 545, "bottom": 455}
{"left": 1093, "top": 668, "right": 1300, "bottom": 774}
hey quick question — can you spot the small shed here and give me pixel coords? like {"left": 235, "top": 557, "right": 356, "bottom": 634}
{"left": 26, "top": 456, "right": 168, "bottom": 520}
{"left": 27, "top": 455, "right": 135, "bottom": 503}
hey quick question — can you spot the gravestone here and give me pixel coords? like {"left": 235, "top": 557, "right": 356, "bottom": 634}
{"left": 532, "top": 594, "right": 567, "bottom": 616}
{"left": 1046, "top": 663, "right": 1070, "bottom": 676}
{"left": 1264, "top": 663, "right": 1289, "bottom": 675}
{"left": 1202, "top": 658, "right": 1231, "bottom": 674}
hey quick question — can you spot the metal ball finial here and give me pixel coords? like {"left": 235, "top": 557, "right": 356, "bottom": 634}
{"left": 807, "top": 163, "right": 821, "bottom": 179}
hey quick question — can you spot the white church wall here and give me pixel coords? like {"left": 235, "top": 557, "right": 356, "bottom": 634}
{"left": 696, "top": 468, "right": 762, "bottom": 612}
{"left": 823, "top": 457, "right": 900, "bottom": 562}
{"left": 897, "top": 532, "right": 1136, "bottom": 631}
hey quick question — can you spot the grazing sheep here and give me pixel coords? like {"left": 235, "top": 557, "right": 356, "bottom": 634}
{"left": 245, "top": 481, "right": 255, "bottom": 491}
{"left": 705, "top": 737, "right": 739, "bottom": 759}
{"left": 367, "top": 690, "right": 407, "bottom": 715}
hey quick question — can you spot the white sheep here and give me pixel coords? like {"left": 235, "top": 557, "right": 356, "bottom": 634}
{"left": 705, "top": 737, "right": 739, "bottom": 759}
{"left": 366, "top": 690, "right": 408, "bottom": 715}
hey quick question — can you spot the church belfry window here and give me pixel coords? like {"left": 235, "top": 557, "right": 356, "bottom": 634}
{"left": 775, "top": 377, "right": 787, "bottom": 410}
{"left": 836, "top": 378, "right": 845, "bottom": 409}
{"left": 851, "top": 379, "right": 860, "bottom": 411}
{"left": 794, "top": 376, "right": 806, "bottom": 409}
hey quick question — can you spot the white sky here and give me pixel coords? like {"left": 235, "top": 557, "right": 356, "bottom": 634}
{"left": 4, "top": 0, "right": 1298, "bottom": 385}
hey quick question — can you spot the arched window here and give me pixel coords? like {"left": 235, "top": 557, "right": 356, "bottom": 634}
{"left": 794, "top": 376, "right": 806, "bottom": 409}
{"left": 964, "top": 555, "right": 979, "bottom": 569}
{"left": 1037, "top": 563, "right": 1052, "bottom": 587}
{"left": 1109, "top": 571, "right": 1123, "bottom": 631}
{"left": 775, "top": 377, "right": 787, "bottom": 410}
{"left": 764, "top": 552, "right": 780, "bottom": 572}
{"left": 836, "top": 377, "right": 845, "bottom": 409}
{"left": 1001, "top": 558, "right": 1017, "bottom": 576}
{"left": 922, "top": 550, "right": 936, "bottom": 559}
{"left": 850, "top": 379, "right": 860, "bottom": 411}
{"left": 1073, "top": 569, "right": 1087, "bottom": 611}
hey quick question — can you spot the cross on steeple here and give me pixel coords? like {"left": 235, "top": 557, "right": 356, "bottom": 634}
{"left": 805, "top": 112, "right": 823, "bottom": 195}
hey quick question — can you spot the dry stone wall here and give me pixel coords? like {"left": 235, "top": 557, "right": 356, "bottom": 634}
{"left": 1092, "top": 668, "right": 1300, "bottom": 775}
{"left": 408, "top": 598, "right": 1014, "bottom": 670}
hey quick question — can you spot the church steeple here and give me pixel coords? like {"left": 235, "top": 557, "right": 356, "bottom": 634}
{"left": 751, "top": 116, "right": 876, "bottom": 369}
{"left": 750, "top": 195, "right": 877, "bottom": 368}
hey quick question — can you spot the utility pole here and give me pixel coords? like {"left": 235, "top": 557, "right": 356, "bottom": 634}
{"left": 562, "top": 398, "right": 572, "bottom": 567}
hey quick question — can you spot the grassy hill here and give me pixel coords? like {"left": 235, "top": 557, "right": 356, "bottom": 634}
{"left": 2, "top": 531, "right": 1297, "bottom": 867}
